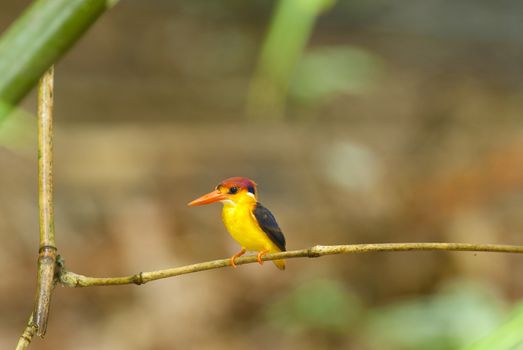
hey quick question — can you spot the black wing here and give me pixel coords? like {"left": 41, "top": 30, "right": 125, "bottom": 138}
{"left": 253, "top": 203, "right": 286, "bottom": 252}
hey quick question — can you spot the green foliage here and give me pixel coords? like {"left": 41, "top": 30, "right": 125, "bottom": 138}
{"left": 263, "top": 278, "right": 514, "bottom": 350}
{"left": 0, "top": 0, "right": 115, "bottom": 122}
{"left": 364, "top": 280, "right": 507, "bottom": 350}
{"left": 257, "top": 0, "right": 334, "bottom": 84}
{"left": 0, "top": 104, "right": 35, "bottom": 154}
{"left": 463, "top": 302, "right": 523, "bottom": 350}
{"left": 247, "top": 0, "right": 335, "bottom": 119}
{"left": 289, "top": 46, "right": 382, "bottom": 103}
{"left": 264, "top": 279, "right": 363, "bottom": 334}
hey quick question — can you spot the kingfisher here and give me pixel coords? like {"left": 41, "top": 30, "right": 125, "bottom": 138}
{"left": 188, "top": 177, "right": 286, "bottom": 270}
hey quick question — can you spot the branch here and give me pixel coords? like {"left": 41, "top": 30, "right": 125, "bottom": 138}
{"left": 15, "top": 314, "right": 36, "bottom": 350}
{"left": 59, "top": 242, "right": 523, "bottom": 287}
{"left": 33, "top": 66, "right": 57, "bottom": 337}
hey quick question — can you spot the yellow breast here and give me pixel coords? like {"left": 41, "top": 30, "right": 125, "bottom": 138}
{"left": 221, "top": 202, "right": 279, "bottom": 252}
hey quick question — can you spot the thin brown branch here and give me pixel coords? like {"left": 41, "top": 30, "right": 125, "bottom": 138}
{"left": 34, "top": 66, "right": 57, "bottom": 337}
{"left": 59, "top": 242, "right": 523, "bottom": 288}
{"left": 15, "top": 313, "right": 36, "bottom": 350}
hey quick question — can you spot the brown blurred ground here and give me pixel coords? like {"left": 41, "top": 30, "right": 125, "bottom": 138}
{"left": 1, "top": 1, "right": 523, "bottom": 349}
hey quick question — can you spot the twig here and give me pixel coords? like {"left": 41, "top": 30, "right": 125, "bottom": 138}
{"left": 15, "top": 314, "right": 37, "bottom": 350}
{"left": 59, "top": 242, "right": 523, "bottom": 287}
{"left": 34, "top": 66, "right": 57, "bottom": 337}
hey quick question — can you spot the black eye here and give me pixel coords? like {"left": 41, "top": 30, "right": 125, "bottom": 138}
{"left": 229, "top": 187, "right": 238, "bottom": 194}
{"left": 247, "top": 186, "right": 255, "bottom": 194}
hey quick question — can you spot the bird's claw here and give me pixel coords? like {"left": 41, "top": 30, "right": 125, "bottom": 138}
{"left": 257, "top": 249, "right": 270, "bottom": 265}
{"left": 230, "top": 248, "right": 246, "bottom": 268}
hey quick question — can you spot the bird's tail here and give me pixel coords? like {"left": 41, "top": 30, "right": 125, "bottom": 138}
{"left": 273, "top": 259, "right": 285, "bottom": 270}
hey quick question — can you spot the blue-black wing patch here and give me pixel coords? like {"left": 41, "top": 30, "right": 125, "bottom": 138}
{"left": 253, "top": 203, "right": 286, "bottom": 252}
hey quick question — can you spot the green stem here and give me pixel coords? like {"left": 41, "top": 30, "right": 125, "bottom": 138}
{"left": 246, "top": 0, "right": 334, "bottom": 120}
{"left": 0, "top": 0, "right": 116, "bottom": 122}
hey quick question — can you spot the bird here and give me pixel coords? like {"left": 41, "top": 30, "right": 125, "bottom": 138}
{"left": 188, "top": 177, "right": 286, "bottom": 270}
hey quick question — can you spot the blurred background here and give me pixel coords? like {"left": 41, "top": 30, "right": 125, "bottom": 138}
{"left": 1, "top": 0, "right": 523, "bottom": 349}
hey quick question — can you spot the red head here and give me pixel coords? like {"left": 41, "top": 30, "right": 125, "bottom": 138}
{"left": 188, "top": 177, "right": 258, "bottom": 206}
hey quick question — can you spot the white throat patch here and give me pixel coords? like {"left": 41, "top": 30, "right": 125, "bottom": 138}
{"left": 220, "top": 199, "right": 236, "bottom": 206}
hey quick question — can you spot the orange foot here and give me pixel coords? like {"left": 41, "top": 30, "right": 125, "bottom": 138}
{"left": 230, "top": 248, "right": 246, "bottom": 268}
{"left": 257, "top": 249, "right": 270, "bottom": 265}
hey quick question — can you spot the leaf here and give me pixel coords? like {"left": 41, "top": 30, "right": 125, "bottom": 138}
{"left": 0, "top": 0, "right": 116, "bottom": 122}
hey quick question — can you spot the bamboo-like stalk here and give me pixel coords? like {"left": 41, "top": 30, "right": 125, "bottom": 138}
{"left": 16, "top": 66, "right": 57, "bottom": 349}
{"left": 15, "top": 314, "right": 37, "bottom": 350}
{"left": 59, "top": 242, "right": 523, "bottom": 287}
{"left": 33, "top": 66, "right": 57, "bottom": 337}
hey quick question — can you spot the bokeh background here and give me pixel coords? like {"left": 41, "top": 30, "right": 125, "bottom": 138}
{"left": 1, "top": 1, "right": 523, "bottom": 349}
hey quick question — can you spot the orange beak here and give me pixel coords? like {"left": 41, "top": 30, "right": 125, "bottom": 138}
{"left": 188, "top": 189, "right": 227, "bottom": 206}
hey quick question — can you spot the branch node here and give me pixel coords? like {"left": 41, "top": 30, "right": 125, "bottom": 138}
{"left": 133, "top": 272, "right": 145, "bottom": 285}
{"left": 307, "top": 245, "right": 323, "bottom": 257}
{"left": 38, "top": 245, "right": 57, "bottom": 254}
{"left": 15, "top": 314, "right": 37, "bottom": 350}
{"left": 58, "top": 270, "right": 81, "bottom": 288}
